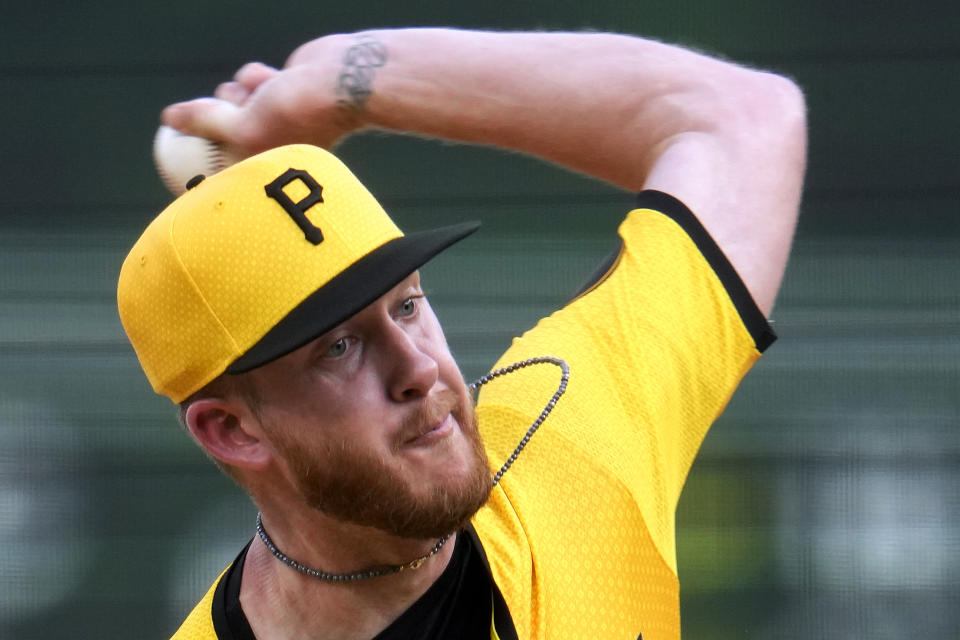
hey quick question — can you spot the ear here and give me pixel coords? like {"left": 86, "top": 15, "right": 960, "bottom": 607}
{"left": 183, "top": 398, "right": 272, "bottom": 471}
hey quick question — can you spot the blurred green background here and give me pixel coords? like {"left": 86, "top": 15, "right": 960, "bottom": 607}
{"left": 1, "top": 1, "right": 958, "bottom": 638}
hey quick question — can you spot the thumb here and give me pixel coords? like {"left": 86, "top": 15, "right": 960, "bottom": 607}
{"left": 161, "top": 98, "right": 246, "bottom": 147}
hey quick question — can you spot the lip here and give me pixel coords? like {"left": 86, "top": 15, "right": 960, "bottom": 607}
{"left": 404, "top": 414, "right": 455, "bottom": 447}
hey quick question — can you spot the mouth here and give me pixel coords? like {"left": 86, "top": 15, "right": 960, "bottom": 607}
{"left": 403, "top": 413, "right": 456, "bottom": 447}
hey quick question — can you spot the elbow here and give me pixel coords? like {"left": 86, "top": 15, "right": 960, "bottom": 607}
{"left": 732, "top": 69, "right": 808, "bottom": 167}
{"left": 660, "top": 67, "right": 808, "bottom": 171}
{"left": 764, "top": 72, "right": 807, "bottom": 152}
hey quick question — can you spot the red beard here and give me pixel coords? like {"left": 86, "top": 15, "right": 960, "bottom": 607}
{"left": 267, "top": 386, "right": 492, "bottom": 540}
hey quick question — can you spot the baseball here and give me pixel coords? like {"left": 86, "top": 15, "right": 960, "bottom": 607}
{"left": 152, "top": 125, "right": 243, "bottom": 195}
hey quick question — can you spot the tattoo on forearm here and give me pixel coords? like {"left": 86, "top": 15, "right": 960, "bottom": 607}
{"left": 335, "top": 35, "right": 387, "bottom": 127}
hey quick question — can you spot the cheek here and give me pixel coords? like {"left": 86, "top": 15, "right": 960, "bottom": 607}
{"left": 436, "top": 342, "right": 466, "bottom": 383}
{"left": 307, "top": 374, "right": 393, "bottom": 440}
{"left": 260, "top": 366, "right": 375, "bottom": 420}
{"left": 421, "top": 313, "right": 460, "bottom": 376}
{"left": 419, "top": 302, "right": 451, "bottom": 342}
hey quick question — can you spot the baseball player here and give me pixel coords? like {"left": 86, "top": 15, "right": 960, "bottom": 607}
{"left": 119, "top": 28, "right": 805, "bottom": 640}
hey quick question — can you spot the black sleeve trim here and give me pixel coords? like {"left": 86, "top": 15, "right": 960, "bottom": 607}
{"left": 211, "top": 541, "right": 256, "bottom": 640}
{"left": 573, "top": 238, "right": 624, "bottom": 299}
{"left": 635, "top": 190, "right": 777, "bottom": 353}
{"left": 464, "top": 525, "right": 520, "bottom": 640}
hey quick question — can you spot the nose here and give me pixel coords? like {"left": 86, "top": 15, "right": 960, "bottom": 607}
{"left": 382, "top": 321, "right": 439, "bottom": 402}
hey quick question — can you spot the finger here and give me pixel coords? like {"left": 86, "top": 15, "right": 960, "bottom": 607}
{"left": 161, "top": 97, "right": 245, "bottom": 145}
{"left": 214, "top": 81, "right": 251, "bottom": 105}
{"left": 234, "top": 62, "right": 280, "bottom": 92}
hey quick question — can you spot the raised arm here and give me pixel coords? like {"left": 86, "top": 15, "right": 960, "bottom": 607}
{"left": 164, "top": 28, "right": 806, "bottom": 315}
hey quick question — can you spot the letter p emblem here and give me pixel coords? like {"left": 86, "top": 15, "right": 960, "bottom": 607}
{"left": 265, "top": 168, "right": 325, "bottom": 245}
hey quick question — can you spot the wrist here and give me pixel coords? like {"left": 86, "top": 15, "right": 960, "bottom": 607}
{"left": 329, "top": 32, "right": 389, "bottom": 134}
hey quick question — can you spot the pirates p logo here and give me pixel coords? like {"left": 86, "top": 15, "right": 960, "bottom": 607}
{"left": 265, "top": 168, "right": 325, "bottom": 245}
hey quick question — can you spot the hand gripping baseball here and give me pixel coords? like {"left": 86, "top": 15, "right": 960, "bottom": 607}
{"left": 161, "top": 34, "right": 364, "bottom": 157}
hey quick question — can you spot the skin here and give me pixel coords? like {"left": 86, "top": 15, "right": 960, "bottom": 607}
{"left": 187, "top": 273, "right": 490, "bottom": 639}
{"left": 170, "top": 28, "right": 808, "bottom": 639}
{"left": 165, "top": 29, "right": 806, "bottom": 317}
{"left": 241, "top": 271, "right": 490, "bottom": 543}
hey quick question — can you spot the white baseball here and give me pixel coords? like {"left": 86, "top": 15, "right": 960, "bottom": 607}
{"left": 152, "top": 125, "right": 243, "bottom": 195}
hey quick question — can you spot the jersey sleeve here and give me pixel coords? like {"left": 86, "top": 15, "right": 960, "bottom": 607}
{"left": 475, "top": 190, "right": 775, "bottom": 568}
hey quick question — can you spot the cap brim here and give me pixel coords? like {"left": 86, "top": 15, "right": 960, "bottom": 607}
{"left": 226, "top": 221, "right": 480, "bottom": 374}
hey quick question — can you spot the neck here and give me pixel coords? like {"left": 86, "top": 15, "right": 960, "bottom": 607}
{"left": 239, "top": 510, "right": 457, "bottom": 640}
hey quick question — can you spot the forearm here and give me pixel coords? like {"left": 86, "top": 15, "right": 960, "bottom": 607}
{"left": 163, "top": 27, "right": 806, "bottom": 315}
{"left": 313, "top": 29, "right": 805, "bottom": 315}
{"left": 304, "top": 28, "right": 768, "bottom": 191}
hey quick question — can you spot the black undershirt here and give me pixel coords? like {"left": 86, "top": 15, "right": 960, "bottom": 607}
{"left": 213, "top": 531, "right": 492, "bottom": 639}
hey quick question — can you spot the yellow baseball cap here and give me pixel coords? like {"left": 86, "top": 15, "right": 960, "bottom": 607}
{"left": 118, "top": 144, "right": 478, "bottom": 403}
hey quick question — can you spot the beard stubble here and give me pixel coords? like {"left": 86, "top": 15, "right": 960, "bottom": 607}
{"left": 268, "top": 387, "right": 493, "bottom": 540}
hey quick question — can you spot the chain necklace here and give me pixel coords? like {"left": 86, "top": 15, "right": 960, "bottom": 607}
{"left": 470, "top": 356, "right": 569, "bottom": 486}
{"left": 257, "top": 355, "right": 569, "bottom": 582}
{"left": 256, "top": 513, "right": 451, "bottom": 582}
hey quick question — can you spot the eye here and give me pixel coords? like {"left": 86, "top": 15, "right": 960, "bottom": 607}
{"left": 325, "top": 337, "right": 351, "bottom": 358}
{"left": 397, "top": 296, "right": 419, "bottom": 318}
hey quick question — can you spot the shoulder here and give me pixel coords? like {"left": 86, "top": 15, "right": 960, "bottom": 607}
{"left": 168, "top": 572, "right": 223, "bottom": 640}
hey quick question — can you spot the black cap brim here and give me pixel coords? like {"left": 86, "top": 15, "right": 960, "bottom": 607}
{"left": 226, "top": 221, "right": 480, "bottom": 374}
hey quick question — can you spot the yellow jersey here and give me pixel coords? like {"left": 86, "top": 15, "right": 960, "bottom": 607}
{"left": 170, "top": 191, "right": 775, "bottom": 640}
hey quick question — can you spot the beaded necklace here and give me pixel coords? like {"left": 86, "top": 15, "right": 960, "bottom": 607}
{"left": 256, "top": 356, "right": 569, "bottom": 582}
